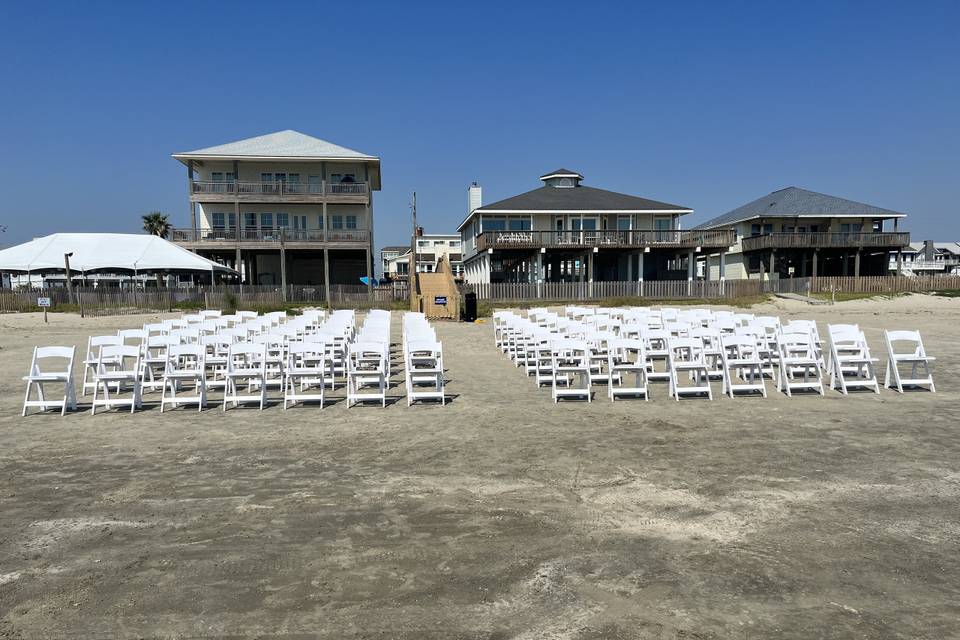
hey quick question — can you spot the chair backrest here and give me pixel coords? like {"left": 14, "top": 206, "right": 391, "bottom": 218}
{"left": 884, "top": 330, "right": 925, "bottom": 357}
{"left": 669, "top": 337, "right": 705, "bottom": 364}
{"left": 608, "top": 338, "right": 645, "bottom": 363}
{"left": 98, "top": 344, "right": 141, "bottom": 372}
{"left": 87, "top": 334, "right": 123, "bottom": 358}
{"left": 166, "top": 343, "right": 204, "bottom": 371}
{"left": 227, "top": 342, "right": 267, "bottom": 372}
{"left": 117, "top": 329, "right": 148, "bottom": 345}
{"left": 200, "top": 310, "right": 222, "bottom": 318}
{"left": 721, "top": 334, "right": 759, "bottom": 360}
{"left": 30, "top": 345, "right": 76, "bottom": 376}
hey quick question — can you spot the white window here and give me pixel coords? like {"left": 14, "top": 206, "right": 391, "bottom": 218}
{"left": 212, "top": 212, "right": 225, "bottom": 228}
{"left": 260, "top": 213, "right": 273, "bottom": 229}
{"left": 332, "top": 215, "right": 343, "bottom": 230}
{"left": 346, "top": 215, "right": 357, "bottom": 230}
{"left": 276, "top": 213, "right": 289, "bottom": 228}
{"left": 449, "top": 240, "right": 460, "bottom": 247}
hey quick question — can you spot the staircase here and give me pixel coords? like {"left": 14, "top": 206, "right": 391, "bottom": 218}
{"left": 416, "top": 256, "right": 460, "bottom": 320}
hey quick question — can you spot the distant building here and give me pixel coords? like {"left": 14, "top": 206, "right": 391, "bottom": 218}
{"left": 380, "top": 245, "right": 409, "bottom": 278}
{"left": 383, "top": 234, "right": 463, "bottom": 281}
{"left": 694, "top": 187, "right": 911, "bottom": 279}
{"left": 458, "top": 170, "right": 728, "bottom": 284}
{"left": 170, "top": 130, "right": 381, "bottom": 286}
{"left": 891, "top": 241, "right": 960, "bottom": 274}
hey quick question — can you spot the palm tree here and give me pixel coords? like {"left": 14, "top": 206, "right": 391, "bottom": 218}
{"left": 142, "top": 211, "right": 171, "bottom": 238}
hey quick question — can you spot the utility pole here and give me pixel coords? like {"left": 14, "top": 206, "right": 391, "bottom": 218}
{"left": 410, "top": 192, "right": 419, "bottom": 311}
{"left": 63, "top": 252, "right": 74, "bottom": 305}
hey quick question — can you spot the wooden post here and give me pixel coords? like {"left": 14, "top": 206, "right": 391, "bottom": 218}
{"left": 854, "top": 249, "right": 861, "bottom": 278}
{"left": 896, "top": 250, "right": 902, "bottom": 275}
{"left": 812, "top": 249, "right": 818, "bottom": 280}
{"left": 323, "top": 248, "right": 332, "bottom": 310}
{"left": 769, "top": 249, "right": 776, "bottom": 281}
{"left": 63, "top": 253, "right": 74, "bottom": 306}
{"left": 280, "top": 229, "right": 288, "bottom": 302}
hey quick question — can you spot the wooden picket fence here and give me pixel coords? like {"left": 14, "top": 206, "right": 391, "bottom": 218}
{"left": 0, "top": 284, "right": 410, "bottom": 317}
{"left": 463, "top": 275, "right": 960, "bottom": 302}
{"left": 3, "top": 276, "right": 958, "bottom": 316}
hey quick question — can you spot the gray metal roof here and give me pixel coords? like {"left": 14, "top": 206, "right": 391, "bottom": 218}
{"left": 174, "top": 130, "right": 378, "bottom": 161}
{"left": 475, "top": 185, "right": 690, "bottom": 214}
{"left": 694, "top": 187, "right": 907, "bottom": 229}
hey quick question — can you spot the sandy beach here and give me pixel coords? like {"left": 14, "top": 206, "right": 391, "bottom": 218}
{"left": 1, "top": 294, "right": 958, "bottom": 639}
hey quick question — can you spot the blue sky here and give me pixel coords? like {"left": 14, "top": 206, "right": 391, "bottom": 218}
{"left": 0, "top": 1, "right": 957, "bottom": 248}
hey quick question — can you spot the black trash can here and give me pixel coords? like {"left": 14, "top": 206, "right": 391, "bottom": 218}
{"left": 462, "top": 292, "right": 477, "bottom": 322}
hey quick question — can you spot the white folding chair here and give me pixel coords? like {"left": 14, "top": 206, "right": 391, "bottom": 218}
{"left": 22, "top": 346, "right": 77, "bottom": 416}
{"left": 775, "top": 332, "right": 824, "bottom": 397}
{"left": 550, "top": 339, "right": 591, "bottom": 402}
{"left": 719, "top": 334, "right": 767, "bottom": 398}
{"left": 283, "top": 341, "right": 327, "bottom": 409}
{"left": 404, "top": 340, "right": 445, "bottom": 405}
{"left": 347, "top": 342, "right": 387, "bottom": 407}
{"left": 160, "top": 344, "right": 207, "bottom": 412}
{"left": 607, "top": 338, "right": 648, "bottom": 401}
{"left": 91, "top": 345, "right": 143, "bottom": 414}
{"left": 828, "top": 325, "right": 880, "bottom": 394}
{"left": 884, "top": 330, "right": 935, "bottom": 393}
{"left": 223, "top": 343, "right": 268, "bottom": 411}
{"left": 82, "top": 335, "right": 123, "bottom": 395}
{"left": 667, "top": 337, "right": 712, "bottom": 400}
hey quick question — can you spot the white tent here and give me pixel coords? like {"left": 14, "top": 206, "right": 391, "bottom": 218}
{"left": 0, "top": 233, "right": 237, "bottom": 275}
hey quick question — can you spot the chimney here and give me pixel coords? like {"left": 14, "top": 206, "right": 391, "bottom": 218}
{"left": 924, "top": 241, "right": 935, "bottom": 261}
{"left": 468, "top": 182, "right": 482, "bottom": 214}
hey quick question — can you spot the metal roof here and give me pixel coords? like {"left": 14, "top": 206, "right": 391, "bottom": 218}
{"left": 173, "top": 130, "right": 378, "bottom": 162}
{"left": 694, "top": 187, "right": 907, "bottom": 229}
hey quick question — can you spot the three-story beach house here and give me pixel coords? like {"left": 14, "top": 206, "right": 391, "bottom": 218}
{"left": 171, "top": 130, "right": 380, "bottom": 287}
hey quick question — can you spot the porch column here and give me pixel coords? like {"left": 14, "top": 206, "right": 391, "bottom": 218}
{"left": 812, "top": 249, "right": 819, "bottom": 280}
{"left": 687, "top": 251, "right": 695, "bottom": 280}
{"left": 854, "top": 249, "right": 861, "bottom": 278}
{"left": 187, "top": 160, "right": 196, "bottom": 238}
{"left": 323, "top": 248, "right": 332, "bottom": 310}
{"left": 280, "top": 232, "right": 288, "bottom": 301}
{"left": 235, "top": 247, "right": 242, "bottom": 283}
{"left": 769, "top": 249, "right": 776, "bottom": 281}
{"left": 536, "top": 250, "right": 544, "bottom": 283}
{"left": 719, "top": 250, "right": 726, "bottom": 295}
{"left": 365, "top": 246, "right": 373, "bottom": 298}
{"left": 896, "top": 250, "right": 903, "bottom": 275}
{"left": 704, "top": 254, "right": 711, "bottom": 281}
{"left": 637, "top": 250, "right": 645, "bottom": 297}
{"left": 322, "top": 201, "right": 329, "bottom": 240}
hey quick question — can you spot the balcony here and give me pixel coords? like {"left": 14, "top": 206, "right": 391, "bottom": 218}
{"left": 171, "top": 227, "right": 369, "bottom": 248}
{"left": 475, "top": 229, "right": 735, "bottom": 252}
{"left": 190, "top": 180, "right": 370, "bottom": 204}
{"left": 741, "top": 232, "right": 910, "bottom": 252}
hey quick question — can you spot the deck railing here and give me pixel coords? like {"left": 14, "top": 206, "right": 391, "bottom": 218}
{"left": 475, "top": 229, "right": 735, "bottom": 251}
{"left": 741, "top": 232, "right": 910, "bottom": 251}
{"left": 170, "top": 228, "right": 369, "bottom": 243}
{"left": 191, "top": 180, "right": 369, "bottom": 198}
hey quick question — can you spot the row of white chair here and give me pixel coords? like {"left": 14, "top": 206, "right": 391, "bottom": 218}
{"left": 23, "top": 307, "right": 455, "bottom": 415}
{"left": 492, "top": 308, "right": 935, "bottom": 401}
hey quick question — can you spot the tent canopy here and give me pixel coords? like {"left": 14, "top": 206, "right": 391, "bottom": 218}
{"left": 0, "top": 233, "right": 237, "bottom": 274}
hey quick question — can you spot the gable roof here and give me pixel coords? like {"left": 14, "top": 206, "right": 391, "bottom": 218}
{"left": 173, "top": 130, "right": 378, "bottom": 162}
{"left": 695, "top": 187, "right": 906, "bottom": 229}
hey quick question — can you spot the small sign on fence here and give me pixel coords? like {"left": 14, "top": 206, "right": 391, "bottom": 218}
{"left": 434, "top": 295, "right": 447, "bottom": 305}
{"left": 37, "top": 297, "right": 51, "bottom": 307}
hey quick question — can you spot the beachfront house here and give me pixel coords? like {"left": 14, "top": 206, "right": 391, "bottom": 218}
{"left": 693, "top": 187, "right": 911, "bottom": 280}
{"left": 383, "top": 233, "right": 464, "bottom": 281}
{"left": 459, "top": 171, "right": 733, "bottom": 284}
{"left": 171, "top": 130, "right": 381, "bottom": 287}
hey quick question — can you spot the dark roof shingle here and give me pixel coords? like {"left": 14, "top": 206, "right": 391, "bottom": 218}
{"left": 476, "top": 185, "right": 691, "bottom": 214}
{"left": 695, "top": 187, "right": 906, "bottom": 229}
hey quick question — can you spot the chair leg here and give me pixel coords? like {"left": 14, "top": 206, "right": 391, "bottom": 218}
{"left": 22, "top": 381, "right": 32, "bottom": 417}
